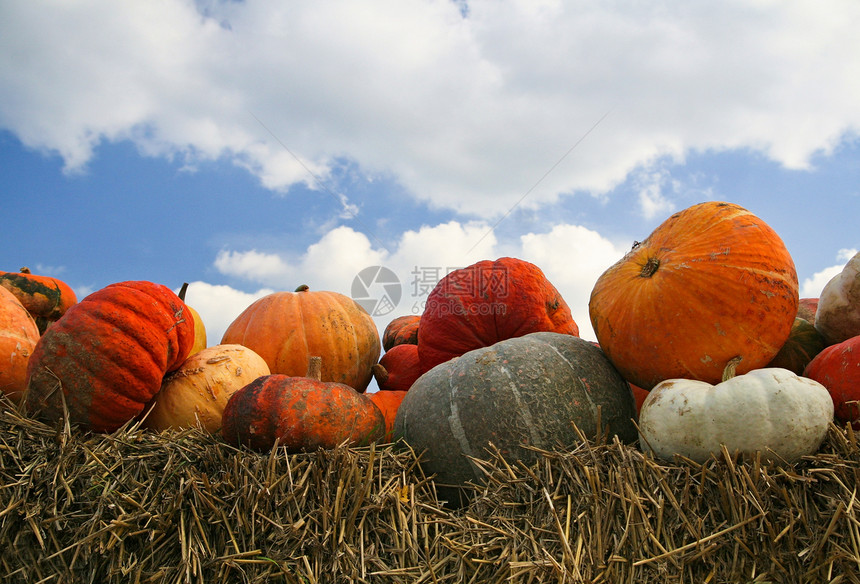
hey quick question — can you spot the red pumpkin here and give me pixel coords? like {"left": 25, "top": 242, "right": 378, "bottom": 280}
{"left": 25, "top": 281, "right": 195, "bottom": 432}
{"left": 221, "top": 285, "right": 380, "bottom": 392}
{"left": 382, "top": 315, "right": 420, "bottom": 351}
{"left": 0, "top": 267, "right": 78, "bottom": 334}
{"left": 372, "top": 343, "right": 421, "bottom": 392}
{"left": 797, "top": 298, "right": 819, "bottom": 325}
{"left": 589, "top": 201, "right": 798, "bottom": 390}
{"left": 417, "top": 257, "right": 579, "bottom": 373}
{"left": 221, "top": 357, "right": 385, "bottom": 452}
{"left": 368, "top": 390, "right": 408, "bottom": 442}
{"left": 803, "top": 335, "right": 860, "bottom": 429}
{"left": 0, "top": 286, "right": 40, "bottom": 403}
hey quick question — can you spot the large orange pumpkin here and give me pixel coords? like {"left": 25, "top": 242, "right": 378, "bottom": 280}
{"left": 417, "top": 257, "right": 579, "bottom": 373}
{"left": 589, "top": 201, "right": 798, "bottom": 390}
{"left": 0, "top": 286, "right": 40, "bottom": 403}
{"left": 25, "top": 281, "right": 196, "bottom": 432}
{"left": 221, "top": 285, "right": 380, "bottom": 392}
{"left": 0, "top": 267, "right": 78, "bottom": 334}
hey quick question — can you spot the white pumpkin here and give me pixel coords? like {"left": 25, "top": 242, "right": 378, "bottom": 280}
{"left": 143, "top": 344, "right": 270, "bottom": 432}
{"left": 815, "top": 250, "right": 860, "bottom": 345}
{"left": 638, "top": 362, "right": 834, "bottom": 463}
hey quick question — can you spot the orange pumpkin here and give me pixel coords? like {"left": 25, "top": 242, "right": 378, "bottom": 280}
{"left": 368, "top": 390, "right": 408, "bottom": 442}
{"left": 0, "top": 267, "right": 78, "bottom": 334}
{"left": 0, "top": 286, "right": 40, "bottom": 403}
{"left": 25, "top": 281, "right": 195, "bottom": 432}
{"left": 143, "top": 344, "right": 270, "bottom": 432}
{"left": 589, "top": 201, "right": 798, "bottom": 390}
{"left": 221, "top": 357, "right": 385, "bottom": 452}
{"left": 221, "top": 285, "right": 380, "bottom": 392}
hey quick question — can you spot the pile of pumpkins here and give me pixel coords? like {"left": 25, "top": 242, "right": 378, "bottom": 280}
{"left": 2, "top": 201, "right": 860, "bottom": 499}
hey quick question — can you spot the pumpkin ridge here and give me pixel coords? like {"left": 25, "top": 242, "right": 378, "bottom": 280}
{"left": 85, "top": 292, "right": 173, "bottom": 375}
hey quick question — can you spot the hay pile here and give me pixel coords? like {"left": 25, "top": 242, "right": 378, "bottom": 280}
{"left": 1, "top": 398, "right": 858, "bottom": 583}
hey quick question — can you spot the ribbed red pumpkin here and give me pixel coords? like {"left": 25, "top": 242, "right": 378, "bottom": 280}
{"left": 0, "top": 267, "right": 78, "bottom": 334}
{"left": 372, "top": 343, "right": 421, "bottom": 392}
{"left": 382, "top": 315, "right": 420, "bottom": 351}
{"left": 221, "top": 286, "right": 380, "bottom": 392}
{"left": 25, "top": 281, "right": 195, "bottom": 432}
{"left": 221, "top": 358, "right": 385, "bottom": 452}
{"left": 589, "top": 201, "right": 798, "bottom": 390}
{"left": 417, "top": 257, "right": 579, "bottom": 373}
{"left": 0, "top": 286, "right": 40, "bottom": 403}
{"left": 803, "top": 335, "right": 860, "bottom": 429}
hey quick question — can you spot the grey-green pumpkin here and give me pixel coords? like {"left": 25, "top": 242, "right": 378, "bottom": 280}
{"left": 393, "top": 332, "right": 638, "bottom": 506}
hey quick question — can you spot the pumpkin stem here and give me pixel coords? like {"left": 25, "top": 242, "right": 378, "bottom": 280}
{"left": 20, "top": 266, "right": 31, "bottom": 274}
{"left": 640, "top": 257, "right": 660, "bottom": 278}
{"left": 371, "top": 363, "right": 389, "bottom": 384}
{"left": 178, "top": 282, "right": 189, "bottom": 302}
{"left": 306, "top": 356, "right": 322, "bottom": 381}
{"left": 721, "top": 356, "right": 743, "bottom": 382}
{"left": 295, "top": 285, "right": 310, "bottom": 293}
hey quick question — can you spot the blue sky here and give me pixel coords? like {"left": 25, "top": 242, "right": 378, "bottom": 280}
{"left": 2, "top": 0, "right": 858, "bottom": 352}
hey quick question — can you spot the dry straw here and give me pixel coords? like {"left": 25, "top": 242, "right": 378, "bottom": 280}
{"left": 1, "top": 395, "right": 858, "bottom": 583}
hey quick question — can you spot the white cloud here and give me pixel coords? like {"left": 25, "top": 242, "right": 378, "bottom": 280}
{"left": 213, "top": 249, "right": 292, "bottom": 284}
{"left": 177, "top": 281, "right": 274, "bottom": 347}
{"left": 634, "top": 168, "right": 677, "bottom": 220}
{"left": 518, "top": 225, "right": 629, "bottom": 340}
{"left": 2, "top": 0, "right": 859, "bottom": 216}
{"left": 801, "top": 248, "right": 859, "bottom": 298}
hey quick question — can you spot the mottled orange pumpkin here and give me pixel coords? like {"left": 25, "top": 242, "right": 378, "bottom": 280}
{"left": 382, "top": 315, "right": 420, "bottom": 351}
{"left": 0, "top": 267, "right": 78, "bottom": 334}
{"left": 25, "top": 281, "right": 196, "bottom": 432}
{"left": 589, "top": 201, "right": 798, "bottom": 390}
{"left": 221, "top": 285, "right": 380, "bottom": 392}
{"left": 0, "top": 286, "right": 40, "bottom": 403}
{"left": 221, "top": 358, "right": 385, "bottom": 452}
{"left": 418, "top": 257, "right": 579, "bottom": 373}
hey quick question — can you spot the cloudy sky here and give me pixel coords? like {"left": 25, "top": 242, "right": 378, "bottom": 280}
{"left": 2, "top": 0, "right": 858, "bottom": 356}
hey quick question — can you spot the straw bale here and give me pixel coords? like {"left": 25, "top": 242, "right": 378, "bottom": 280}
{"left": 1, "top": 395, "right": 858, "bottom": 583}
